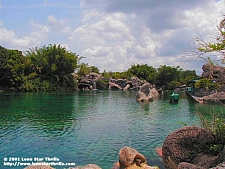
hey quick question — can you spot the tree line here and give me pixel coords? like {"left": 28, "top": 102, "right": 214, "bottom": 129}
{"left": 0, "top": 44, "right": 199, "bottom": 92}
{"left": 1, "top": 15, "right": 225, "bottom": 92}
{"left": 0, "top": 45, "right": 78, "bottom": 91}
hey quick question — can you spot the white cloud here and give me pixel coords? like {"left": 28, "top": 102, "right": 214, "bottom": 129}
{"left": 47, "top": 15, "right": 71, "bottom": 33}
{"left": 69, "top": 11, "right": 139, "bottom": 71}
{"left": 29, "top": 19, "right": 49, "bottom": 45}
{"left": 61, "top": 26, "right": 72, "bottom": 33}
{"left": 67, "top": 0, "right": 225, "bottom": 73}
{"left": 0, "top": 15, "right": 72, "bottom": 50}
{"left": 1, "top": 0, "right": 225, "bottom": 74}
{"left": 0, "top": 28, "right": 38, "bottom": 49}
{"left": 69, "top": 9, "right": 187, "bottom": 71}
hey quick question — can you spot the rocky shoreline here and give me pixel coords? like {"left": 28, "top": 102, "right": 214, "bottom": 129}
{"left": 24, "top": 126, "right": 225, "bottom": 169}
{"left": 77, "top": 73, "right": 146, "bottom": 91}
{"left": 186, "top": 90, "right": 225, "bottom": 104}
{"left": 24, "top": 68, "right": 225, "bottom": 169}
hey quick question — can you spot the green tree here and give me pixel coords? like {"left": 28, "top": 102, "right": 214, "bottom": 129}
{"left": 195, "top": 78, "right": 221, "bottom": 91}
{"left": 0, "top": 46, "right": 29, "bottom": 90}
{"left": 77, "top": 63, "right": 91, "bottom": 77}
{"left": 0, "top": 46, "right": 11, "bottom": 87}
{"left": 25, "top": 44, "right": 78, "bottom": 91}
{"left": 89, "top": 66, "right": 100, "bottom": 74}
{"left": 127, "top": 64, "right": 158, "bottom": 83}
{"left": 179, "top": 70, "right": 199, "bottom": 84}
{"left": 156, "top": 65, "right": 181, "bottom": 89}
{"left": 77, "top": 63, "right": 100, "bottom": 78}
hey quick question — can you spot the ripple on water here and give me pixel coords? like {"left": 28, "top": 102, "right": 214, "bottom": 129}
{"left": 0, "top": 91, "right": 211, "bottom": 169}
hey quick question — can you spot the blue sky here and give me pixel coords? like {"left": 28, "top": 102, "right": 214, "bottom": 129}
{"left": 0, "top": 0, "right": 225, "bottom": 74}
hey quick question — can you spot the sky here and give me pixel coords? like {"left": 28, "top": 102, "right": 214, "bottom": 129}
{"left": 0, "top": 0, "right": 225, "bottom": 75}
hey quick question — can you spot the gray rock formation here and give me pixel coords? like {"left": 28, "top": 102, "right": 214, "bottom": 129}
{"left": 78, "top": 74, "right": 146, "bottom": 91}
{"left": 202, "top": 91, "right": 225, "bottom": 103}
{"left": 202, "top": 64, "right": 225, "bottom": 85}
{"left": 136, "top": 83, "right": 159, "bottom": 102}
{"left": 78, "top": 73, "right": 101, "bottom": 90}
{"left": 108, "top": 77, "right": 145, "bottom": 91}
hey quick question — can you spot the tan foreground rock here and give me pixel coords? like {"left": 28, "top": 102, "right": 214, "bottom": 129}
{"left": 24, "top": 165, "right": 55, "bottom": 169}
{"left": 111, "top": 146, "right": 159, "bottom": 169}
{"left": 119, "top": 146, "right": 147, "bottom": 167}
{"left": 24, "top": 147, "right": 160, "bottom": 169}
{"left": 72, "top": 164, "right": 102, "bottom": 169}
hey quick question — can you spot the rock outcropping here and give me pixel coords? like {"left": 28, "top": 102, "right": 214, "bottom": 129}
{"left": 136, "top": 83, "right": 159, "bottom": 102}
{"left": 24, "top": 146, "right": 160, "bottom": 169}
{"left": 108, "top": 77, "right": 145, "bottom": 91}
{"left": 112, "top": 146, "right": 159, "bottom": 169}
{"left": 78, "top": 73, "right": 101, "bottom": 90}
{"left": 202, "top": 63, "right": 225, "bottom": 85}
{"left": 78, "top": 73, "right": 146, "bottom": 91}
{"left": 202, "top": 91, "right": 225, "bottom": 103}
{"left": 162, "top": 126, "right": 225, "bottom": 169}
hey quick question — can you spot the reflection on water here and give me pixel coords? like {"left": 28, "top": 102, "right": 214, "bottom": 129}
{"left": 0, "top": 91, "right": 224, "bottom": 169}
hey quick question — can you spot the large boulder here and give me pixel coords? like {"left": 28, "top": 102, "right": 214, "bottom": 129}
{"left": 202, "top": 64, "right": 225, "bottom": 84}
{"left": 78, "top": 73, "right": 101, "bottom": 90}
{"left": 108, "top": 77, "right": 145, "bottom": 91}
{"left": 202, "top": 91, "right": 225, "bottom": 103}
{"left": 136, "top": 83, "right": 159, "bottom": 102}
{"left": 119, "top": 146, "right": 147, "bottom": 167}
{"left": 112, "top": 146, "right": 159, "bottom": 169}
{"left": 108, "top": 81, "right": 124, "bottom": 90}
{"left": 162, "top": 126, "right": 218, "bottom": 169}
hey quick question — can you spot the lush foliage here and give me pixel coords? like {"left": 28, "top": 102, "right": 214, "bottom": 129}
{"left": 102, "top": 70, "right": 131, "bottom": 79}
{"left": 0, "top": 45, "right": 198, "bottom": 91}
{"left": 0, "top": 46, "right": 29, "bottom": 90}
{"left": 101, "top": 64, "right": 198, "bottom": 90}
{"left": 127, "top": 64, "right": 158, "bottom": 83}
{"left": 126, "top": 64, "right": 198, "bottom": 89}
{"left": 197, "top": 106, "right": 225, "bottom": 154}
{"left": 25, "top": 44, "right": 79, "bottom": 91}
{"left": 0, "top": 45, "right": 79, "bottom": 91}
{"left": 194, "top": 78, "right": 221, "bottom": 91}
{"left": 77, "top": 63, "right": 99, "bottom": 78}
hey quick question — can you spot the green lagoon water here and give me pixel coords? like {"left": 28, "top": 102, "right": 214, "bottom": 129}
{"left": 0, "top": 90, "right": 224, "bottom": 169}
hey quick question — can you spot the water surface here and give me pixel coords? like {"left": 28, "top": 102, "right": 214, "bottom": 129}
{"left": 0, "top": 90, "right": 224, "bottom": 169}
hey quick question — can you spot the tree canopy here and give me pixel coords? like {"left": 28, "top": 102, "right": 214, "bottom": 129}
{"left": 0, "top": 44, "right": 79, "bottom": 91}
{"left": 194, "top": 15, "right": 225, "bottom": 65}
{"left": 127, "top": 64, "right": 158, "bottom": 83}
{"left": 0, "top": 44, "right": 198, "bottom": 91}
